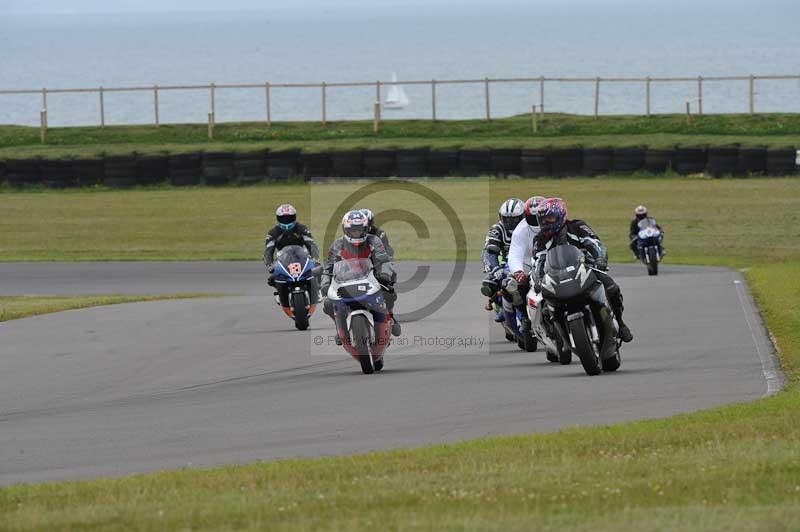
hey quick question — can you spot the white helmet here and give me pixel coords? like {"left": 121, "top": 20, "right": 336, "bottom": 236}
{"left": 342, "top": 210, "right": 369, "bottom": 246}
{"left": 276, "top": 203, "right": 297, "bottom": 230}
{"left": 499, "top": 198, "right": 525, "bottom": 231}
{"left": 634, "top": 205, "right": 648, "bottom": 219}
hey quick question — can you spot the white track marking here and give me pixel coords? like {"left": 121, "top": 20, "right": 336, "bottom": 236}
{"left": 733, "top": 277, "right": 783, "bottom": 396}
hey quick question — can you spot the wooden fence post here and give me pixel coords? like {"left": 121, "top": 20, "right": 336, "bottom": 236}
{"left": 531, "top": 105, "right": 538, "bottom": 133}
{"left": 749, "top": 75, "right": 755, "bottom": 114}
{"left": 99, "top": 86, "right": 105, "bottom": 128}
{"left": 697, "top": 76, "right": 703, "bottom": 116}
{"left": 645, "top": 77, "right": 651, "bottom": 116}
{"left": 373, "top": 102, "right": 381, "bottom": 133}
{"left": 484, "top": 77, "right": 491, "bottom": 121}
{"left": 376, "top": 80, "right": 381, "bottom": 105}
{"left": 431, "top": 79, "right": 437, "bottom": 121}
{"left": 594, "top": 77, "right": 600, "bottom": 118}
{"left": 539, "top": 76, "right": 545, "bottom": 117}
{"left": 321, "top": 82, "right": 327, "bottom": 126}
{"left": 153, "top": 85, "right": 160, "bottom": 127}
{"left": 685, "top": 101, "right": 691, "bottom": 126}
{"left": 40, "top": 110, "right": 47, "bottom": 144}
{"left": 208, "top": 112, "right": 214, "bottom": 140}
{"left": 210, "top": 82, "right": 216, "bottom": 126}
{"left": 265, "top": 82, "right": 271, "bottom": 128}
{"left": 41, "top": 88, "right": 48, "bottom": 128}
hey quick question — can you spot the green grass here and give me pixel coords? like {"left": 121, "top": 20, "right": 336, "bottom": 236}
{"left": 1, "top": 177, "right": 799, "bottom": 530}
{"left": 1, "top": 177, "right": 799, "bottom": 264}
{"left": 1, "top": 113, "right": 798, "bottom": 159}
{"left": 0, "top": 293, "right": 224, "bottom": 322}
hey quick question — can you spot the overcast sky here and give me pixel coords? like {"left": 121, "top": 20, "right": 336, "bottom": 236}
{"left": 2, "top": 0, "right": 788, "bottom": 14}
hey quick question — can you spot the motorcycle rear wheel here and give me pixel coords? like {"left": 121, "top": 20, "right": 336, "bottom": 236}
{"left": 291, "top": 292, "right": 309, "bottom": 330}
{"left": 556, "top": 335, "right": 572, "bottom": 365}
{"left": 602, "top": 349, "right": 621, "bottom": 372}
{"left": 568, "top": 319, "right": 602, "bottom": 376}
{"left": 350, "top": 314, "right": 374, "bottom": 375}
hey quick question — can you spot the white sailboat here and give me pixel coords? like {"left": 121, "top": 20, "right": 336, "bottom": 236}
{"left": 383, "top": 72, "right": 409, "bottom": 110}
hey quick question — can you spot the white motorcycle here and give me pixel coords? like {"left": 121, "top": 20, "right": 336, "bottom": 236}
{"left": 326, "top": 258, "right": 392, "bottom": 375}
{"left": 526, "top": 273, "right": 572, "bottom": 365}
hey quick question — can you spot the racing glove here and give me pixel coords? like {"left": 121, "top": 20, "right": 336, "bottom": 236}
{"left": 512, "top": 270, "right": 527, "bottom": 284}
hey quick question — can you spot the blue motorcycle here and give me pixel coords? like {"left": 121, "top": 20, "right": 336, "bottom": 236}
{"left": 636, "top": 218, "right": 664, "bottom": 276}
{"left": 273, "top": 245, "right": 321, "bottom": 330}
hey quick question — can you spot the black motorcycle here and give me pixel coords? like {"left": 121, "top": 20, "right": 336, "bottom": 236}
{"left": 538, "top": 244, "right": 621, "bottom": 376}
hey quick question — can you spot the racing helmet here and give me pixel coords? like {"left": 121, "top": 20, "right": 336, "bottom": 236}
{"left": 634, "top": 205, "right": 648, "bottom": 220}
{"left": 499, "top": 198, "right": 525, "bottom": 232}
{"left": 524, "top": 195, "right": 546, "bottom": 227}
{"left": 276, "top": 204, "right": 297, "bottom": 230}
{"left": 359, "top": 208, "right": 375, "bottom": 228}
{"left": 342, "top": 210, "right": 369, "bottom": 246}
{"left": 536, "top": 198, "right": 568, "bottom": 238}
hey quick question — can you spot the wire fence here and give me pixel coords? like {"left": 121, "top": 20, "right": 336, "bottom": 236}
{"left": 3, "top": 74, "right": 800, "bottom": 131}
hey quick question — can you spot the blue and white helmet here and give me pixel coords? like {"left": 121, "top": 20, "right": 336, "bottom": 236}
{"left": 276, "top": 204, "right": 297, "bottom": 230}
{"left": 359, "top": 208, "right": 375, "bottom": 228}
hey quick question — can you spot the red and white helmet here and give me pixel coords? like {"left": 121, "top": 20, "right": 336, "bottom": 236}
{"left": 634, "top": 205, "right": 648, "bottom": 219}
{"left": 342, "top": 210, "right": 369, "bottom": 246}
{"left": 524, "top": 195, "right": 546, "bottom": 227}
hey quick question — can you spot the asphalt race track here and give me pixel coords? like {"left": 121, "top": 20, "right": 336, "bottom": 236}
{"left": 0, "top": 262, "right": 779, "bottom": 486}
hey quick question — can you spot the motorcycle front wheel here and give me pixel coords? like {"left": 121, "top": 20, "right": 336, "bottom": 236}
{"left": 568, "top": 318, "right": 601, "bottom": 376}
{"left": 291, "top": 291, "right": 309, "bottom": 330}
{"left": 350, "top": 314, "right": 374, "bottom": 375}
{"left": 647, "top": 247, "right": 659, "bottom": 276}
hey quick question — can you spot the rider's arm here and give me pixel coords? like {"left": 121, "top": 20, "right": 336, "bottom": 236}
{"left": 263, "top": 229, "right": 277, "bottom": 267}
{"left": 507, "top": 223, "right": 531, "bottom": 274}
{"left": 629, "top": 219, "right": 639, "bottom": 240}
{"left": 299, "top": 225, "right": 320, "bottom": 260}
{"left": 368, "top": 236, "right": 396, "bottom": 283}
{"left": 573, "top": 221, "right": 608, "bottom": 267}
{"left": 376, "top": 227, "right": 394, "bottom": 259}
{"left": 481, "top": 226, "right": 503, "bottom": 272}
{"left": 320, "top": 241, "right": 339, "bottom": 291}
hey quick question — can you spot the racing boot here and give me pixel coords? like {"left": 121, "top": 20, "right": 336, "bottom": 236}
{"left": 607, "top": 290, "right": 633, "bottom": 343}
{"left": 389, "top": 313, "right": 402, "bottom": 336}
{"left": 485, "top": 298, "right": 494, "bottom": 311}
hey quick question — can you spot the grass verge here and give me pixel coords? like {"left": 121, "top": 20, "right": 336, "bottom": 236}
{"left": 0, "top": 177, "right": 798, "bottom": 530}
{"left": 0, "top": 293, "right": 224, "bottom": 323}
{"left": 1, "top": 113, "right": 799, "bottom": 159}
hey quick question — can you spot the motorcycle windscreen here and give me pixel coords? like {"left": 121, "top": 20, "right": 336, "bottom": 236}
{"left": 542, "top": 245, "right": 594, "bottom": 300}
{"left": 332, "top": 258, "right": 373, "bottom": 283}
{"left": 276, "top": 245, "right": 310, "bottom": 266}
{"left": 637, "top": 217, "right": 658, "bottom": 230}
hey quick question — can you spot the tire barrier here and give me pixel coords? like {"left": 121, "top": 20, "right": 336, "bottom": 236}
{"left": 203, "top": 151, "right": 235, "bottom": 186}
{"left": 268, "top": 150, "right": 300, "bottom": 181}
{"left": 301, "top": 152, "right": 331, "bottom": 179}
{"left": 2, "top": 145, "right": 796, "bottom": 188}
{"left": 73, "top": 159, "right": 104, "bottom": 187}
{"left": 40, "top": 159, "right": 75, "bottom": 189}
{"left": 6, "top": 159, "right": 40, "bottom": 187}
{"left": 706, "top": 147, "right": 739, "bottom": 177}
{"left": 613, "top": 147, "right": 646, "bottom": 174}
{"left": 363, "top": 149, "right": 397, "bottom": 178}
{"left": 520, "top": 148, "right": 551, "bottom": 178}
{"left": 491, "top": 148, "right": 521, "bottom": 177}
{"left": 397, "top": 148, "right": 429, "bottom": 178}
{"left": 550, "top": 148, "right": 583, "bottom": 177}
{"left": 458, "top": 149, "right": 491, "bottom": 177}
{"left": 428, "top": 149, "right": 458, "bottom": 177}
{"left": 582, "top": 148, "right": 613, "bottom": 177}
{"left": 104, "top": 156, "right": 138, "bottom": 188}
{"left": 168, "top": 153, "right": 203, "bottom": 187}
{"left": 644, "top": 148, "right": 675, "bottom": 174}
{"left": 331, "top": 150, "right": 363, "bottom": 178}
{"left": 234, "top": 151, "right": 268, "bottom": 185}
{"left": 675, "top": 147, "right": 707, "bottom": 175}
{"left": 766, "top": 148, "right": 797, "bottom": 176}
{"left": 736, "top": 147, "right": 767, "bottom": 176}
{"left": 138, "top": 155, "right": 169, "bottom": 186}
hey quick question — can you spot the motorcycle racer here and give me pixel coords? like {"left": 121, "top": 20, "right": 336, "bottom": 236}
{"left": 503, "top": 195, "right": 546, "bottom": 332}
{"left": 321, "top": 210, "right": 401, "bottom": 337}
{"left": 264, "top": 204, "right": 320, "bottom": 286}
{"left": 629, "top": 205, "right": 664, "bottom": 259}
{"left": 532, "top": 198, "right": 634, "bottom": 344}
